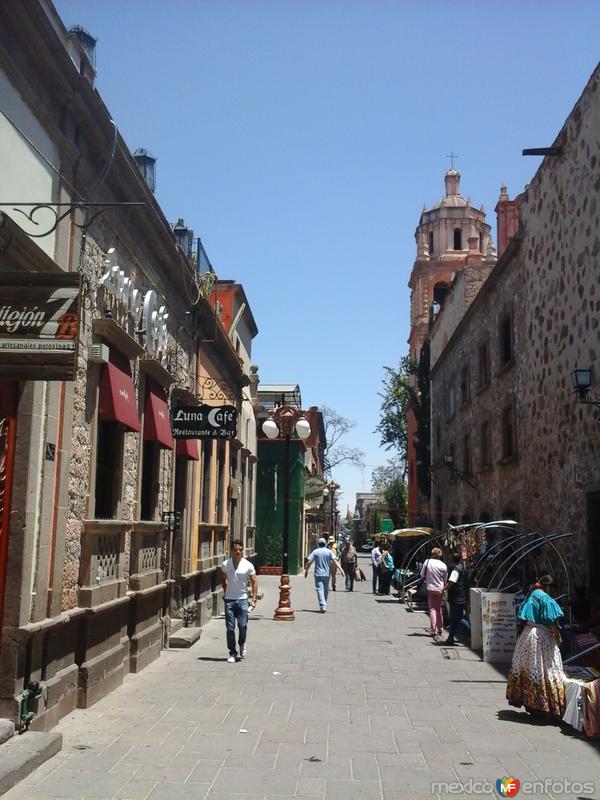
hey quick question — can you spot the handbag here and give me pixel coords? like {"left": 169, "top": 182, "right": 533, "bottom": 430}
{"left": 355, "top": 567, "right": 361, "bottom": 581}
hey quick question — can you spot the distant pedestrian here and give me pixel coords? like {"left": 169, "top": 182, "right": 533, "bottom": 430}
{"left": 340, "top": 536, "right": 358, "bottom": 591}
{"left": 327, "top": 536, "right": 338, "bottom": 591}
{"left": 371, "top": 538, "right": 382, "bottom": 594}
{"left": 378, "top": 546, "right": 394, "bottom": 595}
{"left": 443, "top": 552, "right": 468, "bottom": 645}
{"left": 420, "top": 547, "right": 448, "bottom": 639}
{"left": 305, "top": 537, "right": 335, "bottom": 612}
{"left": 219, "top": 539, "right": 257, "bottom": 663}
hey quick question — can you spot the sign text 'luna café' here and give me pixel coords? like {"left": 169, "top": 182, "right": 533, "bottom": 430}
{"left": 172, "top": 405, "right": 237, "bottom": 440}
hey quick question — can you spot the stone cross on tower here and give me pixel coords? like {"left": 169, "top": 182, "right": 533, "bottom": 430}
{"left": 446, "top": 151, "right": 459, "bottom": 169}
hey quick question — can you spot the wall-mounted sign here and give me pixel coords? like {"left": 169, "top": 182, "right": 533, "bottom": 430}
{"left": 0, "top": 271, "right": 81, "bottom": 380}
{"left": 99, "top": 266, "right": 169, "bottom": 363}
{"left": 172, "top": 404, "right": 237, "bottom": 440}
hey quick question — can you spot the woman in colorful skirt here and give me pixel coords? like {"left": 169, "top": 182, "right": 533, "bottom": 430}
{"left": 506, "top": 575, "right": 566, "bottom": 719}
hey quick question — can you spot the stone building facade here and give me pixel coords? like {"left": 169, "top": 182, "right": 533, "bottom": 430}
{"left": 407, "top": 170, "right": 496, "bottom": 525}
{"left": 0, "top": 0, "right": 259, "bottom": 730}
{"left": 429, "top": 62, "right": 600, "bottom": 601}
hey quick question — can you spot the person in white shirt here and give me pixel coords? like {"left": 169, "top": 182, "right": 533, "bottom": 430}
{"left": 371, "top": 538, "right": 382, "bottom": 595}
{"left": 219, "top": 540, "right": 257, "bottom": 663}
{"left": 420, "top": 547, "right": 448, "bottom": 639}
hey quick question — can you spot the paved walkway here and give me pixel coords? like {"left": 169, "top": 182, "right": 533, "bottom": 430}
{"left": 3, "top": 555, "right": 600, "bottom": 800}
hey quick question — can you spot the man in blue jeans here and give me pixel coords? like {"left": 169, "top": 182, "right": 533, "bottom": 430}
{"left": 304, "top": 537, "right": 335, "bottom": 613}
{"left": 220, "top": 540, "right": 258, "bottom": 663}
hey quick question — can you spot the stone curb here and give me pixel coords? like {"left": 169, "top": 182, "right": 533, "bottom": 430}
{"left": 0, "top": 731, "right": 62, "bottom": 796}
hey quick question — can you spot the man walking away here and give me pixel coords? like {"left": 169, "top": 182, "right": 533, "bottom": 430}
{"left": 340, "top": 536, "right": 358, "bottom": 591}
{"left": 219, "top": 539, "right": 257, "bottom": 662}
{"left": 444, "top": 551, "right": 468, "bottom": 646}
{"left": 371, "top": 537, "right": 382, "bottom": 595}
{"left": 305, "top": 537, "right": 335, "bottom": 612}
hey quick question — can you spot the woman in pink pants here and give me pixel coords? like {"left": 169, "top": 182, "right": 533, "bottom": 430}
{"left": 420, "top": 547, "right": 448, "bottom": 639}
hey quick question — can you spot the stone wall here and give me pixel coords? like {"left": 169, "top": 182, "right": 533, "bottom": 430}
{"left": 518, "top": 64, "right": 600, "bottom": 580}
{"left": 430, "top": 63, "right": 600, "bottom": 593}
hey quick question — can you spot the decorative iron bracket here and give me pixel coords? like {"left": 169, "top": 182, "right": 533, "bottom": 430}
{"left": 197, "top": 376, "right": 234, "bottom": 403}
{"left": 0, "top": 202, "right": 144, "bottom": 252}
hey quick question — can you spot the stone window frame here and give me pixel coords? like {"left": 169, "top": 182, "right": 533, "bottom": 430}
{"left": 446, "top": 380, "right": 456, "bottom": 420}
{"left": 215, "top": 440, "right": 227, "bottom": 524}
{"left": 499, "top": 398, "right": 518, "bottom": 464}
{"left": 477, "top": 338, "right": 491, "bottom": 392}
{"left": 200, "top": 439, "right": 213, "bottom": 524}
{"left": 139, "top": 439, "right": 161, "bottom": 521}
{"left": 460, "top": 364, "right": 470, "bottom": 407}
{"left": 93, "top": 419, "right": 125, "bottom": 520}
{"left": 479, "top": 417, "right": 492, "bottom": 471}
{"left": 462, "top": 432, "right": 471, "bottom": 477}
{"left": 498, "top": 306, "right": 514, "bottom": 373}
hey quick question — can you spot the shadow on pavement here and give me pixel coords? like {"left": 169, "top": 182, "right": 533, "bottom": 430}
{"left": 297, "top": 608, "right": 329, "bottom": 614}
{"left": 197, "top": 656, "right": 229, "bottom": 662}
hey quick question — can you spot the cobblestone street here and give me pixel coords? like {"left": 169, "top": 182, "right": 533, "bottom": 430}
{"left": 3, "top": 556, "right": 600, "bottom": 800}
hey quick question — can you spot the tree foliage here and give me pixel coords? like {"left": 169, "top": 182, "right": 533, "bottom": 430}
{"left": 372, "top": 457, "right": 407, "bottom": 528}
{"left": 375, "top": 341, "right": 431, "bottom": 499}
{"left": 321, "top": 407, "right": 365, "bottom": 478}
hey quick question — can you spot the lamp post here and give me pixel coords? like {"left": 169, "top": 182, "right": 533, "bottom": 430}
{"left": 323, "top": 482, "right": 339, "bottom": 541}
{"left": 262, "top": 404, "right": 311, "bottom": 621}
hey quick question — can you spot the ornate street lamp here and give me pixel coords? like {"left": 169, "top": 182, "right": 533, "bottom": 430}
{"left": 262, "top": 404, "right": 311, "bottom": 621}
{"left": 323, "top": 481, "right": 340, "bottom": 541}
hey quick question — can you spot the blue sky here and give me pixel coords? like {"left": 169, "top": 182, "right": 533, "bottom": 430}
{"left": 54, "top": 0, "right": 600, "bottom": 511}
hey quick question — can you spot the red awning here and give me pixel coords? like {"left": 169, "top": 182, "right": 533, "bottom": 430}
{"left": 99, "top": 351, "right": 140, "bottom": 432}
{"left": 144, "top": 381, "right": 173, "bottom": 449}
{"left": 176, "top": 438, "right": 199, "bottom": 461}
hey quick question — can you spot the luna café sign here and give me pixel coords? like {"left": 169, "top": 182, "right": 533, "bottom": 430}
{"left": 0, "top": 271, "right": 81, "bottom": 380}
{"left": 172, "top": 404, "right": 238, "bottom": 440}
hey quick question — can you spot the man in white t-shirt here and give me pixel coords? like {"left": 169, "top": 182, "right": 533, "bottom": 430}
{"left": 219, "top": 540, "right": 257, "bottom": 663}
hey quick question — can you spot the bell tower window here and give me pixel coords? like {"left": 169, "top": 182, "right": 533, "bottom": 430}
{"left": 428, "top": 231, "right": 434, "bottom": 255}
{"left": 453, "top": 228, "right": 462, "bottom": 250}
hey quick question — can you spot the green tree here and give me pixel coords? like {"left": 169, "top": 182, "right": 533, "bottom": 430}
{"left": 376, "top": 342, "right": 431, "bottom": 499}
{"left": 371, "top": 458, "right": 407, "bottom": 528}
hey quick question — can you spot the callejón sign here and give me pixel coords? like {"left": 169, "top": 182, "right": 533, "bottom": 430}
{"left": 172, "top": 404, "right": 237, "bottom": 440}
{"left": 0, "top": 271, "right": 81, "bottom": 380}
